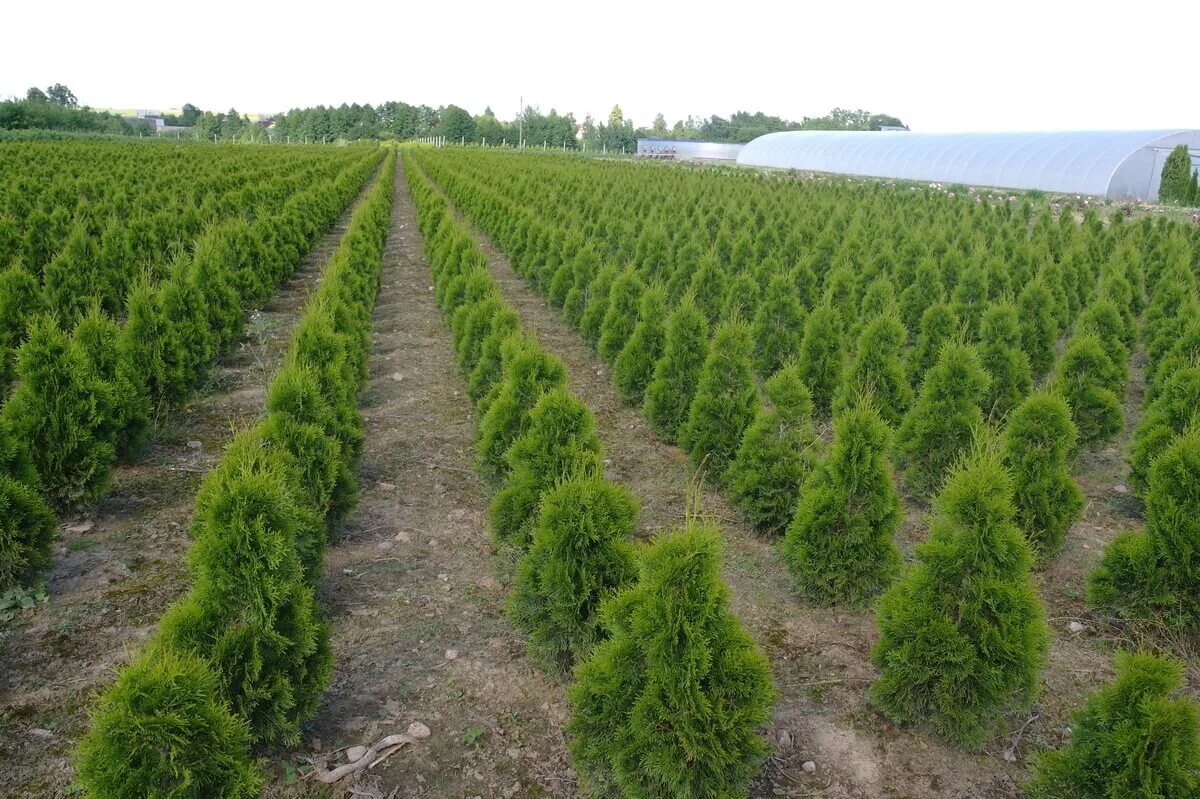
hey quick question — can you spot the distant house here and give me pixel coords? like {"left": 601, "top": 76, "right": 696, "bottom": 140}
{"left": 636, "top": 138, "right": 745, "bottom": 162}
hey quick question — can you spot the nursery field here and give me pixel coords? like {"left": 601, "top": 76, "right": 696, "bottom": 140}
{"left": 3, "top": 139, "right": 1200, "bottom": 799}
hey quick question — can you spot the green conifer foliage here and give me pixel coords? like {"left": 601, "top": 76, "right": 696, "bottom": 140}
{"left": 1058, "top": 334, "right": 1124, "bottom": 447}
{"left": 1018, "top": 278, "right": 1059, "bottom": 382}
{"left": 871, "top": 449, "right": 1048, "bottom": 748}
{"left": 1002, "top": 390, "right": 1083, "bottom": 564}
{"left": 1130, "top": 365, "right": 1200, "bottom": 497}
{"left": 897, "top": 343, "right": 990, "bottom": 499}
{"left": 1027, "top": 652, "right": 1200, "bottom": 799}
{"left": 562, "top": 246, "right": 602, "bottom": 327}
{"left": 508, "top": 476, "right": 639, "bottom": 671}
{"left": 74, "top": 305, "right": 150, "bottom": 461}
{"left": 489, "top": 388, "right": 604, "bottom": 548}
{"left": 0, "top": 472, "right": 56, "bottom": 591}
{"left": 899, "top": 258, "right": 945, "bottom": 334}
{"left": 797, "top": 304, "right": 845, "bottom": 417}
{"left": 468, "top": 308, "right": 522, "bottom": 403}
{"left": 979, "top": 302, "right": 1033, "bottom": 421}
{"left": 951, "top": 260, "right": 989, "bottom": 339}
{"left": 598, "top": 267, "right": 646, "bottom": 364}
{"left": 579, "top": 264, "right": 619, "bottom": 345}
{"left": 1159, "top": 144, "right": 1197, "bottom": 205}
{"left": 476, "top": 340, "right": 568, "bottom": 480}
{"left": 834, "top": 313, "right": 912, "bottom": 427}
{"left": 1088, "top": 430, "right": 1200, "bottom": 632}
{"left": 613, "top": 284, "right": 667, "bottom": 404}
{"left": 687, "top": 253, "right": 729, "bottom": 324}
{"left": 782, "top": 400, "right": 902, "bottom": 604}
{"left": 750, "top": 272, "right": 806, "bottom": 379}
{"left": 681, "top": 318, "right": 759, "bottom": 482}
{"left": 76, "top": 646, "right": 263, "bottom": 799}
{"left": 0, "top": 264, "right": 44, "bottom": 393}
{"left": 1076, "top": 298, "right": 1132, "bottom": 386}
{"left": 906, "top": 302, "right": 959, "bottom": 389}
{"left": 727, "top": 365, "right": 820, "bottom": 534}
{"left": 643, "top": 294, "right": 709, "bottom": 443}
{"left": 567, "top": 522, "right": 775, "bottom": 799}
{"left": 1, "top": 315, "right": 116, "bottom": 509}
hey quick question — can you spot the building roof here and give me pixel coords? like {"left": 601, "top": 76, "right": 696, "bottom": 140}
{"left": 736, "top": 129, "right": 1200, "bottom": 200}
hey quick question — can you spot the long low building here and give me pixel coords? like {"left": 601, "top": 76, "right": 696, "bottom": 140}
{"left": 736, "top": 129, "right": 1200, "bottom": 201}
{"left": 637, "top": 138, "right": 744, "bottom": 161}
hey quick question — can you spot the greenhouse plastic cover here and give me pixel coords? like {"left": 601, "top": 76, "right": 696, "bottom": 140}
{"left": 736, "top": 130, "right": 1200, "bottom": 200}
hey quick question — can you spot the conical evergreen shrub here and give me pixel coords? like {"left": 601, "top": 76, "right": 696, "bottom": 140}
{"left": 797, "top": 303, "right": 845, "bottom": 417}
{"left": 1018, "top": 278, "right": 1059, "bottom": 382}
{"left": 612, "top": 284, "right": 666, "bottom": 404}
{"left": 1088, "top": 429, "right": 1200, "bottom": 632}
{"left": 896, "top": 342, "right": 990, "bottom": 499}
{"left": 834, "top": 313, "right": 911, "bottom": 427}
{"left": 598, "top": 267, "right": 645, "bottom": 364}
{"left": 727, "top": 364, "right": 820, "bottom": 534}
{"left": 74, "top": 305, "right": 150, "bottom": 461}
{"left": 781, "top": 399, "right": 902, "bottom": 605}
{"left": 1129, "top": 365, "right": 1200, "bottom": 498}
{"left": 75, "top": 646, "right": 263, "bottom": 799}
{"left": 1027, "top": 652, "right": 1200, "bottom": 799}
{"left": 979, "top": 302, "right": 1033, "bottom": 421}
{"left": 0, "top": 263, "right": 44, "bottom": 393}
{"left": 467, "top": 308, "right": 521, "bottom": 403}
{"left": 0, "top": 472, "right": 56, "bottom": 592}
{"left": 750, "top": 272, "right": 806, "bottom": 379}
{"left": 1, "top": 315, "right": 116, "bottom": 509}
{"left": 508, "top": 476, "right": 639, "bottom": 671}
{"left": 476, "top": 340, "right": 567, "bottom": 481}
{"left": 687, "top": 253, "right": 729, "bottom": 324}
{"left": 1058, "top": 333, "right": 1124, "bottom": 447}
{"left": 643, "top": 294, "right": 709, "bottom": 443}
{"left": 489, "top": 387, "right": 604, "bottom": 549}
{"left": 951, "top": 260, "right": 989, "bottom": 339}
{"left": 681, "top": 318, "right": 759, "bottom": 482}
{"left": 579, "top": 264, "right": 619, "bottom": 345}
{"left": 905, "top": 302, "right": 958, "bottom": 389}
{"left": 870, "top": 448, "right": 1048, "bottom": 748}
{"left": 899, "top": 258, "right": 944, "bottom": 333}
{"left": 1002, "top": 390, "right": 1083, "bottom": 564}
{"left": 567, "top": 521, "right": 775, "bottom": 799}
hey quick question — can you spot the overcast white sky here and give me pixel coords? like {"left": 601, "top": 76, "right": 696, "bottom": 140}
{"left": 3, "top": 0, "right": 1196, "bottom": 132}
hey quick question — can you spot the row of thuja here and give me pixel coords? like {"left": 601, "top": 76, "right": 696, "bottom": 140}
{"left": 72, "top": 151, "right": 397, "bottom": 798}
{"left": 0, "top": 149, "right": 385, "bottom": 597}
{"left": 410, "top": 151, "right": 1200, "bottom": 796}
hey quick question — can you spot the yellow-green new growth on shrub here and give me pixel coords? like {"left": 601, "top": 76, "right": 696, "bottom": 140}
{"left": 508, "top": 476, "right": 639, "bottom": 671}
{"left": 782, "top": 399, "right": 902, "bottom": 605}
{"left": 567, "top": 522, "right": 775, "bottom": 799}
{"left": 871, "top": 448, "right": 1048, "bottom": 748}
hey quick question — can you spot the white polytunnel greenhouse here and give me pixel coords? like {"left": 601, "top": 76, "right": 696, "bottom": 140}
{"left": 736, "top": 129, "right": 1200, "bottom": 201}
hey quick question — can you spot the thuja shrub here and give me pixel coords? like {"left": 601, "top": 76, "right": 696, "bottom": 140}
{"left": 681, "top": 318, "right": 759, "bottom": 482}
{"left": 896, "top": 343, "right": 990, "bottom": 499}
{"left": 687, "top": 253, "right": 729, "bottom": 324}
{"left": 508, "top": 476, "right": 639, "bottom": 671}
{"left": 598, "top": 266, "right": 646, "bottom": 364}
{"left": 905, "top": 302, "right": 958, "bottom": 389}
{"left": 643, "top": 293, "right": 709, "bottom": 443}
{"left": 1002, "top": 390, "right": 1083, "bottom": 564}
{"left": 950, "top": 260, "right": 989, "bottom": 339}
{"left": 1018, "top": 278, "right": 1059, "bottom": 382}
{"left": 476, "top": 340, "right": 568, "bottom": 481}
{"left": 579, "top": 264, "right": 619, "bottom": 345}
{"left": 727, "top": 364, "right": 820, "bottom": 534}
{"left": 0, "top": 472, "right": 56, "bottom": 591}
{"left": 797, "top": 303, "right": 845, "bottom": 417}
{"left": 899, "top": 258, "right": 944, "bottom": 333}
{"left": 0, "top": 263, "right": 44, "bottom": 392}
{"left": 612, "top": 284, "right": 667, "bottom": 404}
{"left": 1058, "top": 333, "right": 1124, "bottom": 447}
{"left": 1, "top": 315, "right": 116, "bottom": 509}
{"left": 751, "top": 272, "right": 806, "bottom": 379}
{"left": 567, "top": 522, "right": 775, "bottom": 799}
{"left": 1026, "top": 652, "right": 1200, "bottom": 799}
{"left": 979, "top": 302, "right": 1033, "bottom": 421}
{"left": 1076, "top": 298, "right": 1132, "bottom": 386}
{"left": 871, "top": 448, "right": 1048, "bottom": 748}
{"left": 75, "top": 646, "right": 263, "bottom": 799}
{"left": 489, "top": 387, "right": 604, "bottom": 549}
{"left": 834, "top": 313, "right": 912, "bottom": 427}
{"left": 1088, "top": 429, "right": 1200, "bottom": 632}
{"left": 1128, "top": 365, "right": 1200, "bottom": 498}
{"left": 74, "top": 304, "right": 150, "bottom": 461}
{"left": 781, "top": 399, "right": 902, "bottom": 605}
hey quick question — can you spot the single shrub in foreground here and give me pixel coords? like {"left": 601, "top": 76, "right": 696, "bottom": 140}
{"left": 1026, "top": 652, "right": 1200, "bottom": 799}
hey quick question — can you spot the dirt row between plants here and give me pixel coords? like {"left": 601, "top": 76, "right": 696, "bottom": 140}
{"left": 265, "top": 160, "right": 573, "bottom": 798}
{"left": 0, "top": 163, "right": 385, "bottom": 799}
{"left": 409, "top": 161, "right": 1151, "bottom": 799}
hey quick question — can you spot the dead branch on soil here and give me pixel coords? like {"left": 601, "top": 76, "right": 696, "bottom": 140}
{"left": 307, "top": 723, "right": 431, "bottom": 783}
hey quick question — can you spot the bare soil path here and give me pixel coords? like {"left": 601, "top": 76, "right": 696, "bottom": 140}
{"left": 266, "top": 161, "right": 571, "bottom": 799}
{"left": 406, "top": 161, "right": 1157, "bottom": 799}
{"left": 0, "top": 165, "right": 382, "bottom": 799}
